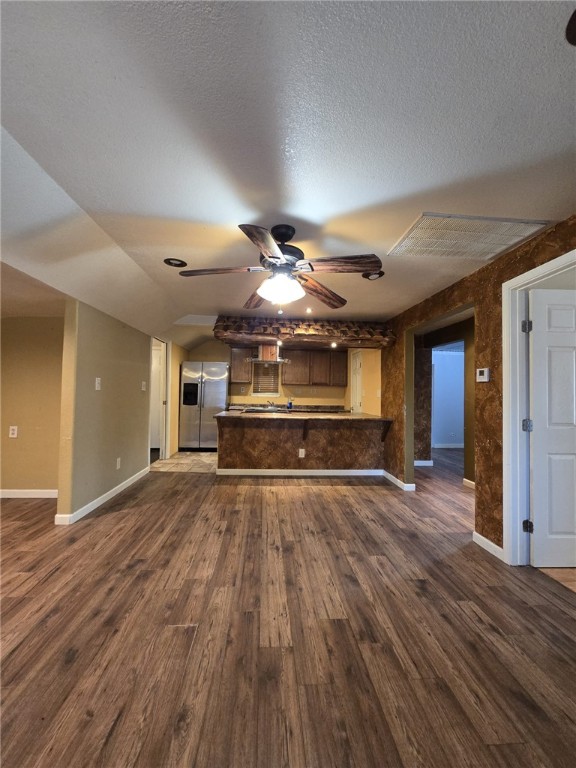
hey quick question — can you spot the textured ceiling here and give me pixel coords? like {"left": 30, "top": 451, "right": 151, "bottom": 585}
{"left": 1, "top": 1, "right": 574, "bottom": 347}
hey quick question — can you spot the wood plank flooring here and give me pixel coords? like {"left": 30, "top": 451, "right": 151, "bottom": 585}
{"left": 2, "top": 452, "right": 576, "bottom": 768}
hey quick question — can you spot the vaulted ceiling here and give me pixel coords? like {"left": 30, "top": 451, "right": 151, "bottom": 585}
{"left": 2, "top": 2, "right": 574, "bottom": 347}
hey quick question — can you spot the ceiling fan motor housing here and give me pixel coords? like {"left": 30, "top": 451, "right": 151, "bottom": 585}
{"left": 270, "top": 223, "right": 296, "bottom": 244}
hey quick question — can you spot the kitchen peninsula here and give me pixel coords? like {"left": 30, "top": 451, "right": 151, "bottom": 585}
{"left": 215, "top": 410, "right": 392, "bottom": 475}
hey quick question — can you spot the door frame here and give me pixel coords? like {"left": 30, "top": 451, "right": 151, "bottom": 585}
{"left": 502, "top": 249, "right": 576, "bottom": 565}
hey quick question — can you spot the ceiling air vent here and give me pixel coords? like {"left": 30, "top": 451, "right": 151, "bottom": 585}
{"left": 388, "top": 213, "right": 551, "bottom": 262}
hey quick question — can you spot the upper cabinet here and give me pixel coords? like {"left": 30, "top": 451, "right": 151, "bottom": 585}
{"left": 281, "top": 349, "right": 311, "bottom": 385}
{"left": 329, "top": 351, "right": 348, "bottom": 387}
{"left": 282, "top": 349, "right": 348, "bottom": 387}
{"left": 230, "top": 347, "right": 254, "bottom": 383}
{"left": 310, "top": 350, "right": 331, "bottom": 385}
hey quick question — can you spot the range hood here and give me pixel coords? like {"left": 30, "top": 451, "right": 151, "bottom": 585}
{"left": 248, "top": 344, "right": 289, "bottom": 364}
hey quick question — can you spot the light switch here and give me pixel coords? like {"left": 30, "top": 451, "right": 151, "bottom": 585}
{"left": 476, "top": 368, "right": 490, "bottom": 382}
{"left": 141, "top": 381, "right": 147, "bottom": 391}
{"left": 95, "top": 377, "right": 102, "bottom": 390}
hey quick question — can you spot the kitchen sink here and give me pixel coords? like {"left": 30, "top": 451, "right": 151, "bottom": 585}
{"left": 242, "top": 406, "right": 287, "bottom": 413}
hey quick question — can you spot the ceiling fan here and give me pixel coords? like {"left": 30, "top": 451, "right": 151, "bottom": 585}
{"left": 178, "top": 224, "right": 384, "bottom": 309}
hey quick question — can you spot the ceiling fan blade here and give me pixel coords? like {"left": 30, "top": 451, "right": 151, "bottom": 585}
{"left": 296, "top": 274, "right": 347, "bottom": 309}
{"left": 179, "top": 265, "right": 266, "bottom": 277}
{"left": 296, "top": 254, "right": 382, "bottom": 274}
{"left": 239, "top": 224, "right": 287, "bottom": 264}
{"left": 243, "top": 290, "right": 265, "bottom": 309}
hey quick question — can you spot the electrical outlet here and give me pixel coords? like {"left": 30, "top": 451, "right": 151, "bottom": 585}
{"left": 141, "top": 381, "right": 147, "bottom": 391}
{"left": 240, "top": 386, "right": 246, "bottom": 393}
{"left": 116, "top": 457, "right": 121, "bottom": 469}
{"left": 298, "top": 448, "right": 305, "bottom": 458}
{"left": 95, "top": 377, "right": 102, "bottom": 391}
{"left": 9, "top": 426, "right": 18, "bottom": 438}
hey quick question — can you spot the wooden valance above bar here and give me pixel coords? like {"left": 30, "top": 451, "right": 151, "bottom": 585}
{"left": 213, "top": 315, "right": 396, "bottom": 348}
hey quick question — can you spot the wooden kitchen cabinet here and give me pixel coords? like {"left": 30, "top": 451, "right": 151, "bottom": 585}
{"left": 230, "top": 347, "right": 255, "bottom": 383}
{"left": 282, "top": 348, "right": 348, "bottom": 387}
{"left": 329, "top": 350, "right": 348, "bottom": 386}
{"left": 310, "top": 350, "right": 331, "bottom": 385}
{"left": 310, "top": 349, "right": 348, "bottom": 386}
{"left": 281, "top": 349, "right": 310, "bottom": 385}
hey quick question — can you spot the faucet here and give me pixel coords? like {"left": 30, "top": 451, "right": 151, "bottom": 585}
{"left": 267, "top": 400, "right": 275, "bottom": 407}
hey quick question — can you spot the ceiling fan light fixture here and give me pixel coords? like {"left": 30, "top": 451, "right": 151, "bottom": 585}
{"left": 256, "top": 273, "right": 305, "bottom": 304}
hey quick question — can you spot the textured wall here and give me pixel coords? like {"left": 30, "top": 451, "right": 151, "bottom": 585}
{"left": 381, "top": 215, "right": 576, "bottom": 546}
{"left": 413, "top": 346, "right": 432, "bottom": 461}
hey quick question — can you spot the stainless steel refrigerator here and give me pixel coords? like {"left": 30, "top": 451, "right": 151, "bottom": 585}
{"left": 179, "top": 362, "right": 229, "bottom": 449}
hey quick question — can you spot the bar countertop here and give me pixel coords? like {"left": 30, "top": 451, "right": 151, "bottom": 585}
{"left": 216, "top": 410, "right": 390, "bottom": 421}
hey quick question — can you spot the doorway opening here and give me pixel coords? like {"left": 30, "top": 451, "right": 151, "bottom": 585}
{"left": 431, "top": 340, "right": 465, "bottom": 479}
{"left": 410, "top": 312, "right": 475, "bottom": 491}
{"left": 150, "top": 339, "right": 168, "bottom": 464}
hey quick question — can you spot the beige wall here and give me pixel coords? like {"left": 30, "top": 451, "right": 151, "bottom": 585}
{"left": 57, "top": 301, "right": 151, "bottom": 517}
{"left": 168, "top": 341, "right": 190, "bottom": 457}
{"left": 1, "top": 317, "right": 64, "bottom": 490}
{"left": 186, "top": 339, "right": 230, "bottom": 362}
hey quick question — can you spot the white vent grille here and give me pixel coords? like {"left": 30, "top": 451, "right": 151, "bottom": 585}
{"left": 389, "top": 213, "right": 550, "bottom": 261}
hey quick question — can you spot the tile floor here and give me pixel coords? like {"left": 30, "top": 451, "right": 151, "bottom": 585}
{"left": 150, "top": 452, "right": 217, "bottom": 473}
{"left": 539, "top": 568, "right": 576, "bottom": 593}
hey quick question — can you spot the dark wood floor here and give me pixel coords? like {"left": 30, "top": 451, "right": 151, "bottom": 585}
{"left": 2, "top": 451, "right": 575, "bottom": 767}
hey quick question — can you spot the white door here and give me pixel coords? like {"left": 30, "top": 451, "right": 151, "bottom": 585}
{"left": 350, "top": 350, "right": 362, "bottom": 413}
{"left": 150, "top": 340, "right": 167, "bottom": 459}
{"left": 529, "top": 289, "right": 576, "bottom": 566}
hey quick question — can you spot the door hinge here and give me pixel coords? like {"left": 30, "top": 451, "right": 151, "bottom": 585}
{"left": 521, "top": 320, "right": 533, "bottom": 333}
{"left": 522, "top": 519, "right": 534, "bottom": 534}
{"left": 522, "top": 418, "right": 533, "bottom": 432}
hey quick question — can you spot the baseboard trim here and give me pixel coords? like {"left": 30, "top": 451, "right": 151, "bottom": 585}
{"left": 54, "top": 468, "right": 149, "bottom": 525}
{"left": 472, "top": 531, "right": 507, "bottom": 563}
{"left": 432, "top": 443, "right": 464, "bottom": 449}
{"left": 216, "top": 468, "right": 386, "bottom": 477}
{"left": 1, "top": 489, "right": 58, "bottom": 498}
{"left": 215, "top": 467, "right": 416, "bottom": 490}
{"left": 463, "top": 478, "right": 475, "bottom": 489}
{"left": 414, "top": 460, "right": 434, "bottom": 467}
{"left": 381, "top": 470, "right": 416, "bottom": 491}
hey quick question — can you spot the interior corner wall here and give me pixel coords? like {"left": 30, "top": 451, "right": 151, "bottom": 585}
{"left": 380, "top": 214, "right": 576, "bottom": 548}
{"left": 1, "top": 316, "right": 64, "bottom": 492}
{"left": 169, "top": 342, "right": 190, "bottom": 457}
{"left": 57, "top": 301, "right": 151, "bottom": 519}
